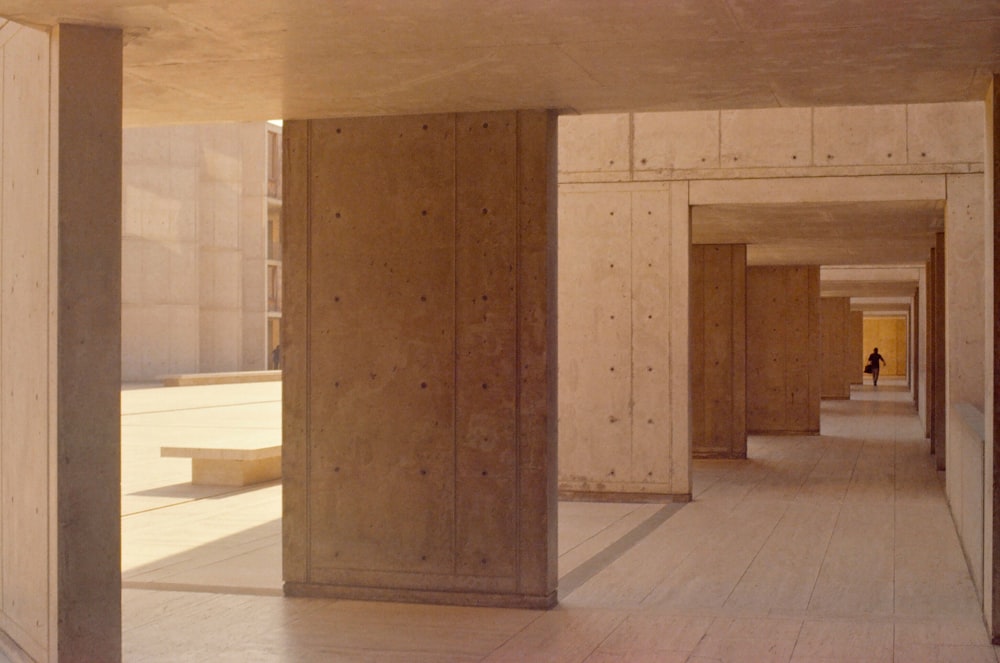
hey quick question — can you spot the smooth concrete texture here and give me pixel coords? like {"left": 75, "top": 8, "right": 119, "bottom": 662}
{"left": 559, "top": 181, "right": 690, "bottom": 500}
{"left": 746, "top": 266, "right": 821, "bottom": 435}
{"left": 6, "top": 3, "right": 999, "bottom": 125}
{"left": 0, "top": 22, "right": 123, "bottom": 663}
{"left": 690, "top": 244, "right": 747, "bottom": 459}
{"left": 819, "top": 297, "right": 852, "bottom": 399}
{"left": 557, "top": 102, "right": 977, "bottom": 500}
{"left": 863, "top": 315, "right": 908, "bottom": 377}
{"left": 947, "top": 173, "right": 988, "bottom": 411}
{"left": 160, "top": 442, "right": 281, "bottom": 486}
{"left": 122, "top": 123, "right": 276, "bottom": 382}
{"left": 282, "top": 112, "right": 557, "bottom": 608}
{"left": 933, "top": 233, "right": 947, "bottom": 471}
{"left": 120, "top": 383, "right": 1000, "bottom": 662}
{"left": 850, "top": 310, "right": 864, "bottom": 385}
{"left": 951, "top": 402, "right": 987, "bottom": 603}
{"left": 988, "top": 74, "right": 999, "bottom": 639}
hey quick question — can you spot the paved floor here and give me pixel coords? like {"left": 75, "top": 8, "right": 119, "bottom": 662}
{"left": 121, "top": 379, "right": 1000, "bottom": 662}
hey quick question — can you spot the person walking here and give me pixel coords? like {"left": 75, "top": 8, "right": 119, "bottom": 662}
{"left": 867, "top": 347, "right": 886, "bottom": 386}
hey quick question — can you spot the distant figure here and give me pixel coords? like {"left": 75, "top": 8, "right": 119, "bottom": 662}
{"left": 271, "top": 344, "right": 281, "bottom": 370}
{"left": 867, "top": 347, "right": 886, "bottom": 386}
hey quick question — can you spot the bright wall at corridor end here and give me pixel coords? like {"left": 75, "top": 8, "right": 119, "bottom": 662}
{"left": 863, "top": 316, "right": 908, "bottom": 377}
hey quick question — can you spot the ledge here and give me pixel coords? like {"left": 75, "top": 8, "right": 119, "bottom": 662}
{"left": 160, "top": 370, "right": 281, "bottom": 386}
{"left": 953, "top": 401, "right": 986, "bottom": 443}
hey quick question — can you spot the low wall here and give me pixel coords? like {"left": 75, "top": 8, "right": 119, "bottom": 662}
{"left": 949, "top": 402, "right": 986, "bottom": 600}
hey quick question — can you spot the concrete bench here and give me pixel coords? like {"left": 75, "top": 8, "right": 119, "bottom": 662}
{"left": 160, "top": 370, "right": 281, "bottom": 387}
{"left": 161, "top": 440, "right": 282, "bottom": 486}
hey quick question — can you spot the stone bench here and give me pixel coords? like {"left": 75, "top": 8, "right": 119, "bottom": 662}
{"left": 159, "top": 370, "right": 281, "bottom": 387}
{"left": 161, "top": 440, "right": 282, "bottom": 486}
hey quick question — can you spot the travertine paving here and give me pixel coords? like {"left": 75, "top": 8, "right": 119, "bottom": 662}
{"left": 122, "top": 380, "right": 998, "bottom": 662}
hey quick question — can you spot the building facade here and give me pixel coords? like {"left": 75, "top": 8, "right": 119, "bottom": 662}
{"left": 122, "top": 122, "right": 282, "bottom": 382}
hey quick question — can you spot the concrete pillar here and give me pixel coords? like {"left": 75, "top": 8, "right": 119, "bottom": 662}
{"left": 987, "top": 73, "right": 1000, "bottom": 642}
{"left": 928, "top": 253, "right": 937, "bottom": 440}
{"left": 0, "top": 22, "right": 122, "bottom": 662}
{"left": 747, "top": 266, "right": 821, "bottom": 434}
{"left": 557, "top": 181, "right": 690, "bottom": 501}
{"left": 282, "top": 111, "right": 557, "bottom": 608}
{"left": 849, "top": 310, "right": 864, "bottom": 385}
{"left": 934, "top": 232, "right": 947, "bottom": 469}
{"left": 690, "top": 244, "right": 746, "bottom": 458}
{"left": 820, "top": 297, "right": 852, "bottom": 399}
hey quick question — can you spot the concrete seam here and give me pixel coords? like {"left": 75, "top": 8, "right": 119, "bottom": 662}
{"left": 513, "top": 111, "right": 522, "bottom": 589}
{"left": 304, "top": 121, "right": 313, "bottom": 581}
{"left": 452, "top": 114, "right": 459, "bottom": 576}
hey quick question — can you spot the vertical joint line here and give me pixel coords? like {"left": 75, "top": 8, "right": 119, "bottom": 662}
{"left": 304, "top": 122, "right": 313, "bottom": 580}
{"left": 513, "top": 112, "right": 523, "bottom": 588}
{"left": 452, "top": 114, "right": 459, "bottom": 575}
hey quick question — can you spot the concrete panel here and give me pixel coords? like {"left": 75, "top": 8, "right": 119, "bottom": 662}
{"left": 283, "top": 111, "right": 556, "bottom": 607}
{"left": 933, "top": 233, "right": 946, "bottom": 469}
{"left": 52, "top": 24, "right": 123, "bottom": 660}
{"left": 690, "top": 244, "right": 747, "bottom": 457}
{"left": 946, "top": 174, "right": 986, "bottom": 410}
{"left": 632, "top": 188, "right": 679, "bottom": 480}
{"left": 720, "top": 108, "right": 812, "bottom": 168}
{"left": 690, "top": 174, "right": 946, "bottom": 205}
{"left": 558, "top": 113, "right": 630, "bottom": 176}
{"left": 558, "top": 190, "right": 632, "bottom": 487}
{"left": 850, "top": 310, "right": 864, "bottom": 385}
{"left": 0, "top": 25, "right": 53, "bottom": 661}
{"left": 813, "top": 105, "right": 907, "bottom": 166}
{"left": 747, "top": 266, "right": 821, "bottom": 434}
{"left": 633, "top": 111, "right": 720, "bottom": 170}
{"left": 908, "top": 102, "right": 985, "bottom": 165}
{"left": 820, "top": 298, "right": 851, "bottom": 398}
{"left": 559, "top": 182, "right": 687, "bottom": 498}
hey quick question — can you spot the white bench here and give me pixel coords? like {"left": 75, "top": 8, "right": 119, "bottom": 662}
{"left": 161, "top": 440, "right": 282, "bottom": 486}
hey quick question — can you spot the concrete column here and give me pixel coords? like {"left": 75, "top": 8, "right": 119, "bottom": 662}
{"left": 747, "top": 266, "right": 821, "bottom": 434}
{"left": 934, "top": 232, "right": 947, "bottom": 469}
{"left": 820, "top": 297, "right": 852, "bottom": 399}
{"left": 928, "top": 253, "right": 937, "bottom": 440}
{"left": 0, "top": 22, "right": 122, "bottom": 662}
{"left": 282, "top": 111, "right": 557, "bottom": 608}
{"left": 987, "top": 73, "right": 1000, "bottom": 642}
{"left": 690, "top": 244, "right": 746, "bottom": 458}
{"left": 849, "top": 310, "right": 864, "bottom": 385}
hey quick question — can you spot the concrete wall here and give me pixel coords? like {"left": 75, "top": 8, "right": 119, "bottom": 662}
{"left": 0, "top": 22, "right": 122, "bottom": 661}
{"left": 122, "top": 123, "right": 270, "bottom": 381}
{"left": 283, "top": 111, "right": 557, "bottom": 608}
{"left": 747, "top": 266, "right": 821, "bottom": 434}
{"left": 850, "top": 310, "right": 864, "bottom": 385}
{"left": 558, "top": 181, "right": 690, "bottom": 498}
{"left": 820, "top": 297, "right": 852, "bottom": 398}
{"left": 863, "top": 316, "right": 908, "bottom": 377}
{"left": 559, "top": 101, "right": 981, "bottom": 497}
{"left": 690, "top": 244, "right": 746, "bottom": 458}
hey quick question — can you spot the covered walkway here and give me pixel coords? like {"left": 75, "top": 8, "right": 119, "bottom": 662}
{"left": 120, "top": 381, "right": 995, "bottom": 661}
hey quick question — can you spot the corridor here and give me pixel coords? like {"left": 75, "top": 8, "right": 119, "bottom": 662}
{"left": 122, "top": 382, "right": 995, "bottom": 661}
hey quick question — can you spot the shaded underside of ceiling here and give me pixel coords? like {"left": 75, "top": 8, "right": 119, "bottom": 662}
{"left": 2, "top": 1, "right": 998, "bottom": 125}
{"left": 692, "top": 200, "right": 943, "bottom": 298}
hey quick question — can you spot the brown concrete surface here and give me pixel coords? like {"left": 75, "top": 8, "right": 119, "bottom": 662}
{"left": 691, "top": 244, "right": 747, "bottom": 459}
{"left": 747, "top": 266, "right": 821, "bottom": 434}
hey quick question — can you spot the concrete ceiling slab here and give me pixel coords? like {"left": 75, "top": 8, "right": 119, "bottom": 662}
{"left": 692, "top": 200, "right": 943, "bottom": 266}
{"left": 2, "top": 1, "right": 998, "bottom": 124}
